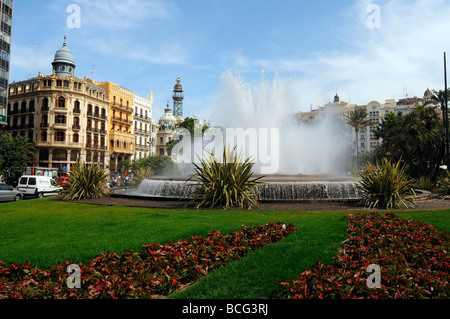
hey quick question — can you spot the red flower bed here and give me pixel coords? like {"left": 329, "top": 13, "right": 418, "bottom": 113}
{"left": 0, "top": 221, "right": 296, "bottom": 299}
{"left": 281, "top": 212, "right": 449, "bottom": 299}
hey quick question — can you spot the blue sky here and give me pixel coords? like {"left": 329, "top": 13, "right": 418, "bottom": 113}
{"left": 9, "top": 0, "right": 450, "bottom": 121}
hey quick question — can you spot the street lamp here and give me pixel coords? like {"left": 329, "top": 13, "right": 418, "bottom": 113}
{"left": 445, "top": 52, "right": 450, "bottom": 168}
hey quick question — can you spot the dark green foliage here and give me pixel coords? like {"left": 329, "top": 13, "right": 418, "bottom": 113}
{"left": 0, "top": 130, "right": 35, "bottom": 180}
{"left": 60, "top": 162, "right": 108, "bottom": 201}
{"left": 280, "top": 212, "right": 450, "bottom": 299}
{"left": 166, "top": 117, "right": 209, "bottom": 154}
{"left": 131, "top": 155, "right": 179, "bottom": 176}
{"left": 358, "top": 158, "right": 416, "bottom": 209}
{"left": 345, "top": 109, "right": 372, "bottom": 169}
{"left": 374, "top": 106, "right": 445, "bottom": 179}
{"left": 188, "top": 146, "right": 263, "bottom": 209}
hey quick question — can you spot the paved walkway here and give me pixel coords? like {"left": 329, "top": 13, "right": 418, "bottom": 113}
{"left": 73, "top": 193, "right": 450, "bottom": 211}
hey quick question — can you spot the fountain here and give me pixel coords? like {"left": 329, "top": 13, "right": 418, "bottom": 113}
{"left": 112, "top": 71, "right": 362, "bottom": 203}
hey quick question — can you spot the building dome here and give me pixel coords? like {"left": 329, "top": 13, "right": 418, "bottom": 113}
{"left": 159, "top": 101, "right": 176, "bottom": 130}
{"left": 424, "top": 88, "right": 433, "bottom": 99}
{"left": 52, "top": 36, "right": 76, "bottom": 77}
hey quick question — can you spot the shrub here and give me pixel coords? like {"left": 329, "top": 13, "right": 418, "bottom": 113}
{"left": 132, "top": 166, "right": 155, "bottom": 185}
{"left": 188, "top": 146, "right": 264, "bottom": 209}
{"left": 438, "top": 170, "right": 450, "bottom": 195}
{"left": 415, "top": 176, "right": 435, "bottom": 191}
{"left": 280, "top": 212, "right": 450, "bottom": 299}
{"left": 60, "top": 162, "right": 108, "bottom": 201}
{"left": 357, "top": 158, "right": 416, "bottom": 209}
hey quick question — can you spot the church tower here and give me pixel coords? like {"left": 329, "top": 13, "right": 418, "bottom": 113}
{"left": 172, "top": 77, "right": 184, "bottom": 119}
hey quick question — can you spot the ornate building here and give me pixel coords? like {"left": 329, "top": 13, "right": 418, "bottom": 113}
{"left": 297, "top": 89, "right": 435, "bottom": 154}
{"left": 7, "top": 37, "right": 110, "bottom": 171}
{"left": 132, "top": 92, "right": 156, "bottom": 159}
{"left": 156, "top": 101, "right": 176, "bottom": 156}
{"left": 94, "top": 81, "right": 135, "bottom": 172}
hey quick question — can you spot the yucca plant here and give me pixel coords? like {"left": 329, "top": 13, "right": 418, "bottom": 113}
{"left": 61, "top": 162, "right": 108, "bottom": 201}
{"left": 132, "top": 166, "right": 155, "bottom": 185}
{"left": 188, "top": 146, "right": 264, "bottom": 210}
{"left": 357, "top": 157, "right": 416, "bottom": 209}
{"left": 415, "top": 176, "right": 435, "bottom": 191}
{"left": 439, "top": 170, "right": 450, "bottom": 195}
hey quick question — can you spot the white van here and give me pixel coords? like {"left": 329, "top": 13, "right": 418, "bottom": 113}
{"left": 18, "top": 175, "right": 63, "bottom": 198}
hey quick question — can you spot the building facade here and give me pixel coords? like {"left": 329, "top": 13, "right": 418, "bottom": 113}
{"left": 95, "top": 81, "right": 134, "bottom": 172}
{"left": 297, "top": 90, "right": 436, "bottom": 156}
{"left": 0, "top": 0, "right": 13, "bottom": 127}
{"left": 7, "top": 38, "right": 110, "bottom": 171}
{"left": 132, "top": 92, "right": 156, "bottom": 159}
{"left": 156, "top": 101, "right": 176, "bottom": 156}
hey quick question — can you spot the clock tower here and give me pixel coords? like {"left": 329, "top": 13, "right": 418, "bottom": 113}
{"left": 172, "top": 77, "right": 184, "bottom": 119}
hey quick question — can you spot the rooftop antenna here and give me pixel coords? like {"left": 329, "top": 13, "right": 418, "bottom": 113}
{"left": 34, "top": 43, "right": 41, "bottom": 75}
{"left": 91, "top": 65, "right": 96, "bottom": 78}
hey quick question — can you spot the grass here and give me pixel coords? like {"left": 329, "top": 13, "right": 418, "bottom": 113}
{"left": 0, "top": 197, "right": 449, "bottom": 299}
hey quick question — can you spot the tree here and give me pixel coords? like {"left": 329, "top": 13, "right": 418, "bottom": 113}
{"left": 374, "top": 106, "right": 445, "bottom": 180}
{"left": 131, "top": 155, "right": 179, "bottom": 176}
{"left": 0, "top": 130, "right": 35, "bottom": 182}
{"left": 166, "top": 117, "right": 209, "bottom": 154}
{"left": 345, "top": 109, "right": 372, "bottom": 170}
{"left": 426, "top": 89, "right": 450, "bottom": 121}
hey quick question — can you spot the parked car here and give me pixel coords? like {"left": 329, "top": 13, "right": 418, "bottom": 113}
{"left": 18, "top": 175, "right": 63, "bottom": 198}
{"left": 55, "top": 176, "right": 70, "bottom": 187}
{"left": 0, "top": 182, "right": 23, "bottom": 202}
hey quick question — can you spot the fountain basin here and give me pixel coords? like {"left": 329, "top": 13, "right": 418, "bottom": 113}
{"left": 112, "top": 176, "right": 362, "bottom": 202}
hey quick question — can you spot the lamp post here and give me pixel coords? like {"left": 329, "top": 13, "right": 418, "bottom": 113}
{"left": 445, "top": 52, "right": 450, "bottom": 168}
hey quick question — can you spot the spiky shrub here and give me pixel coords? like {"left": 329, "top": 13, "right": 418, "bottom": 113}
{"left": 132, "top": 166, "right": 155, "bottom": 185}
{"left": 61, "top": 162, "right": 108, "bottom": 201}
{"left": 415, "top": 176, "right": 434, "bottom": 191}
{"left": 439, "top": 170, "right": 450, "bottom": 195}
{"left": 188, "top": 146, "right": 263, "bottom": 210}
{"left": 357, "top": 158, "right": 416, "bottom": 209}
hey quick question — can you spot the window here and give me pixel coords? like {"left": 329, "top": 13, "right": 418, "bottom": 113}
{"left": 74, "top": 100, "right": 80, "bottom": 110}
{"left": 160, "top": 137, "right": 164, "bottom": 143}
{"left": 73, "top": 134, "right": 79, "bottom": 143}
{"left": 55, "top": 115, "right": 66, "bottom": 124}
{"left": 42, "top": 98, "right": 49, "bottom": 108}
{"left": 58, "top": 96, "right": 65, "bottom": 108}
{"left": 55, "top": 132, "right": 65, "bottom": 142}
{"left": 41, "top": 131, "right": 47, "bottom": 142}
{"left": 28, "top": 178, "right": 36, "bottom": 186}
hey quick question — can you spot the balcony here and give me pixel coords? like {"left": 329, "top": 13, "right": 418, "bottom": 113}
{"left": 40, "top": 123, "right": 49, "bottom": 128}
{"left": 72, "top": 124, "right": 81, "bottom": 130}
{"left": 113, "top": 116, "right": 131, "bottom": 124}
{"left": 73, "top": 108, "right": 81, "bottom": 114}
{"left": 41, "top": 107, "right": 50, "bottom": 112}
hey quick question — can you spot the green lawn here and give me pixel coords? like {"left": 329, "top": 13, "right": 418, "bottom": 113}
{"left": 0, "top": 197, "right": 449, "bottom": 299}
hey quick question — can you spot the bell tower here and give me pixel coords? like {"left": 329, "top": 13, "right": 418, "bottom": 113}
{"left": 172, "top": 77, "right": 184, "bottom": 119}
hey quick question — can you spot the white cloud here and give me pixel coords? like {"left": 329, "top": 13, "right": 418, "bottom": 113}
{"left": 74, "top": 0, "right": 176, "bottom": 30}
{"left": 220, "top": 0, "right": 450, "bottom": 110}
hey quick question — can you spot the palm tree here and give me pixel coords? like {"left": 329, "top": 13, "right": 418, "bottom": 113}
{"left": 426, "top": 89, "right": 450, "bottom": 121}
{"left": 345, "top": 109, "right": 372, "bottom": 170}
